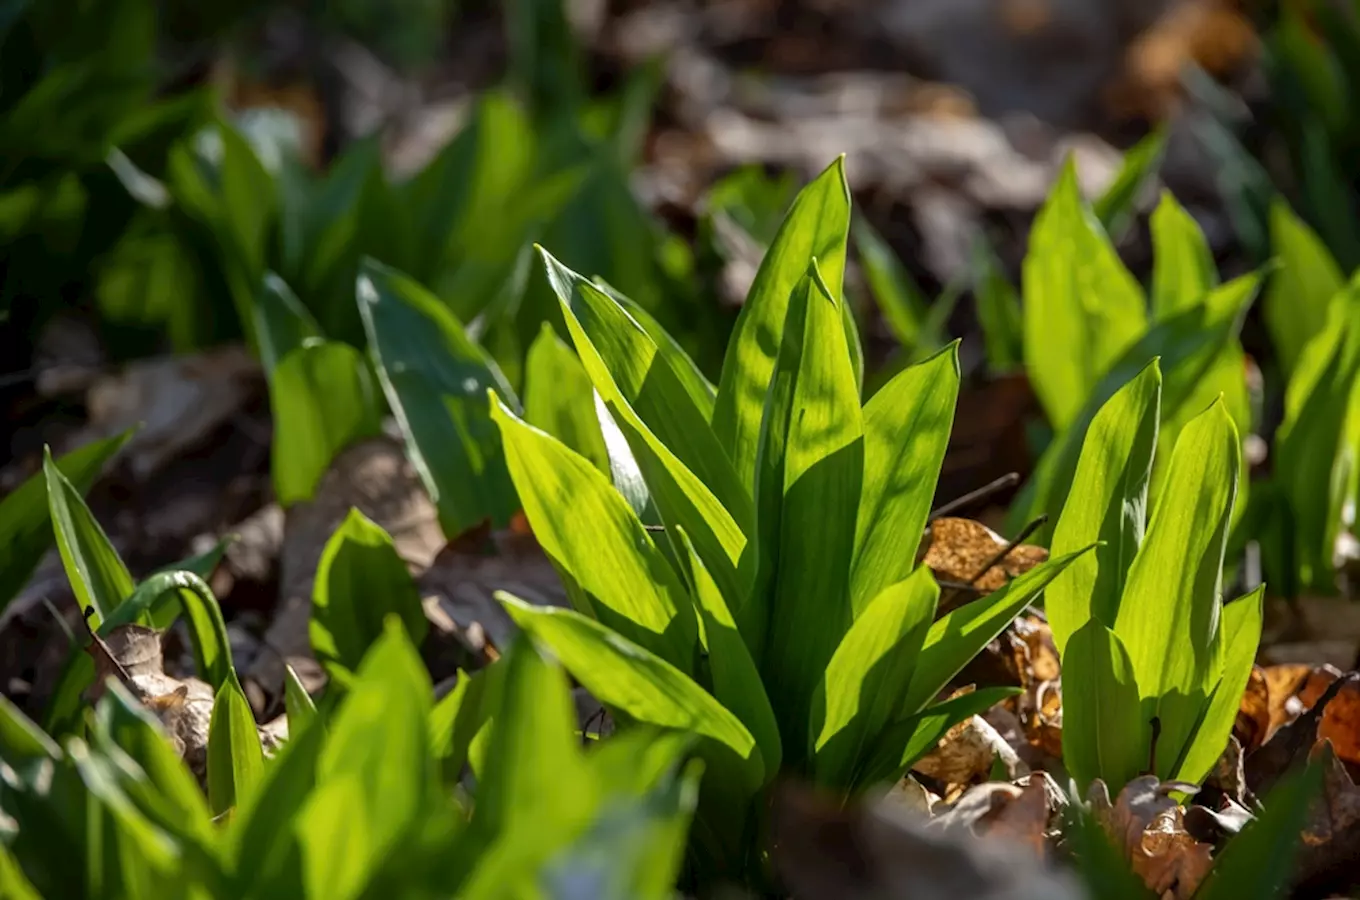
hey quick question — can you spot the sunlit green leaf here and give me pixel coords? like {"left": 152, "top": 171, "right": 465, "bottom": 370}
{"left": 714, "top": 157, "right": 851, "bottom": 493}
{"left": 523, "top": 323, "right": 610, "bottom": 474}
{"left": 1266, "top": 199, "right": 1345, "bottom": 376}
{"left": 1151, "top": 192, "right": 1217, "bottom": 320}
{"left": 311, "top": 508, "right": 428, "bottom": 677}
{"left": 44, "top": 446, "right": 133, "bottom": 628}
{"left": 1061, "top": 620, "right": 1146, "bottom": 793}
{"left": 1022, "top": 158, "right": 1147, "bottom": 430}
{"left": 207, "top": 675, "right": 264, "bottom": 817}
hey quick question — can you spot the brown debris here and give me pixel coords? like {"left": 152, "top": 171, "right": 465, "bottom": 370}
{"left": 914, "top": 713, "right": 1027, "bottom": 801}
{"left": 1089, "top": 775, "right": 1215, "bottom": 900}
{"left": 920, "top": 517, "right": 1048, "bottom": 596}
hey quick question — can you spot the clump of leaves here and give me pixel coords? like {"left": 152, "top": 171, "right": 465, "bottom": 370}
{"left": 485, "top": 158, "right": 1093, "bottom": 885}
{"left": 1047, "top": 361, "right": 1263, "bottom": 793}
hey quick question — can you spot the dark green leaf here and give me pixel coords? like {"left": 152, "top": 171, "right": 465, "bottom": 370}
{"left": 1061, "top": 621, "right": 1147, "bottom": 793}
{"left": 207, "top": 675, "right": 264, "bottom": 816}
{"left": 44, "top": 445, "right": 133, "bottom": 627}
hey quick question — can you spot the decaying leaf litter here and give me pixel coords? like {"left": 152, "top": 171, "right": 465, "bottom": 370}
{"left": 6, "top": 0, "right": 1360, "bottom": 897}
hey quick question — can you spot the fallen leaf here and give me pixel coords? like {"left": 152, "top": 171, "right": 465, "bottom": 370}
{"left": 1317, "top": 677, "right": 1360, "bottom": 766}
{"left": 914, "top": 714, "right": 1027, "bottom": 800}
{"left": 1234, "top": 666, "right": 1271, "bottom": 753}
{"left": 68, "top": 346, "right": 262, "bottom": 481}
{"left": 1248, "top": 673, "right": 1360, "bottom": 796}
{"left": 921, "top": 518, "right": 1048, "bottom": 613}
{"left": 1294, "top": 740, "right": 1360, "bottom": 896}
{"left": 940, "top": 774, "right": 1063, "bottom": 860}
{"left": 417, "top": 516, "right": 569, "bottom": 665}
{"left": 1088, "top": 775, "right": 1214, "bottom": 900}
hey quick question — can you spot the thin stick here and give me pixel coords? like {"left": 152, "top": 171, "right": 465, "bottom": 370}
{"left": 81, "top": 605, "right": 134, "bottom": 686}
{"left": 963, "top": 515, "right": 1047, "bottom": 586}
{"left": 928, "top": 472, "right": 1021, "bottom": 522}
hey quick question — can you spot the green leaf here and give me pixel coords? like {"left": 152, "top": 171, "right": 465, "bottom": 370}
{"left": 523, "top": 323, "right": 610, "bottom": 474}
{"left": 226, "top": 708, "right": 326, "bottom": 896}
{"left": 500, "top": 595, "right": 764, "bottom": 792}
{"left": 903, "top": 545, "right": 1095, "bottom": 715}
{"left": 853, "top": 215, "right": 929, "bottom": 351}
{"left": 99, "top": 570, "right": 234, "bottom": 691}
{"left": 1113, "top": 399, "right": 1239, "bottom": 778}
{"left": 455, "top": 635, "right": 592, "bottom": 892}
{"left": 0, "top": 842, "right": 41, "bottom": 900}
{"left": 1271, "top": 286, "right": 1360, "bottom": 594}
{"left": 1047, "top": 359, "right": 1162, "bottom": 655}
{"left": 538, "top": 758, "right": 703, "bottom": 900}
{"left": 284, "top": 664, "right": 317, "bottom": 735}
{"left": 298, "top": 617, "right": 436, "bottom": 900}
{"left": 490, "top": 394, "right": 697, "bottom": 670}
{"left": 1195, "top": 758, "right": 1322, "bottom": 900}
{"left": 311, "top": 508, "right": 428, "bottom": 677}
{"left": 1266, "top": 199, "right": 1345, "bottom": 376}
{"left": 1017, "top": 269, "right": 1259, "bottom": 542}
{"left": 1022, "top": 158, "right": 1147, "bottom": 431}
{"left": 855, "top": 686, "right": 1021, "bottom": 791}
{"left": 813, "top": 567, "right": 939, "bottom": 788}
{"left": 270, "top": 339, "right": 382, "bottom": 506}
{"left": 541, "top": 252, "right": 752, "bottom": 610}
{"left": 852, "top": 342, "right": 959, "bottom": 611}
{"left": 672, "top": 527, "right": 781, "bottom": 776}
{"left": 755, "top": 262, "right": 864, "bottom": 758}
{"left": 0, "top": 430, "right": 129, "bottom": 615}
{"left": 971, "top": 237, "right": 1024, "bottom": 373}
{"left": 358, "top": 258, "right": 518, "bottom": 536}
{"left": 589, "top": 277, "right": 716, "bottom": 420}
{"left": 1095, "top": 127, "right": 1167, "bottom": 240}
{"left": 1172, "top": 585, "right": 1263, "bottom": 785}
{"left": 252, "top": 272, "right": 321, "bottom": 375}
{"left": 207, "top": 675, "right": 264, "bottom": 817}
{"left": 44, "top": 445, "right": 133, "bottom": 628}
{"left": 714, "top": 157, "right": 851, "bottom": 492}
{"left": 1061, "top": 620, "right": 1147, "bottom": 793}
{"left": 1151, "top": 192, "right": 1218, "bottom": 320}
{"left": 91, "top": 682, "right": 215, "bottom": 846}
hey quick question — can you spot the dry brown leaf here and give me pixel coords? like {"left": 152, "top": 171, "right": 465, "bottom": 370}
{"left": 945, "top": 775, "right": 1061, "bottom": 860}
{"left": 1089, "top": 775, "right": 1214, "bottom": 900}
{"left": 66, "top": 346, "right": 262, "bottom": 481}
{"left": 921, "top": 517, "right": 1048, "bottom": 594}
{"left": 417, "top": 516, "right": 569, "bottom": 659}
{"left": 914, "top": 714, "right": 1026, "bottom": 799}
{"left": 1234, "top": 666, "right": 1271, "bottom": 753}
{"left": 1317, "top": 677, "right": 1360, "bottom": 766}
{"left": 1293, "top": 740, "right": 1360, "bottom": 895}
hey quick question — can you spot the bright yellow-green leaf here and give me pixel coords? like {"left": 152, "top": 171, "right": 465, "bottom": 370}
{"left": 755, "top": 262, "right": 863, "bottom": 760}
{"left": 500, "top": 595, "right": 764, "bottom": 792}
{"left": 523, "top": 322, "right": 610, "bottom": 474}
{"left": 852, "top": 342, "right": 958, "bottom": 612}
{"left": 1266, "top": 199, "right": 1345, "bottom": 376}
{"left": 43, "top": 446, "right": 133, "bottom": 628}
{"left": 1048, "top": 359, "right": 1161, "bottom": 656}
{"left": 0, "top": 430, "right": 129, "bottom": 616}
{"left": 1113, "top": 399, "right": 1239, "bottom": 778}
{"left": 311, "top": 508, "right": 428, "bottom": 677}
{"left": 1172, "top": 585, "right": 1263, "bottom": 785}
{"left": 207, "top": 676, "right": 265, "bottom": 816}
{"left": 903, "top": 545, "right": 1095, "bottom": 716}
{"left": 1151, "top": 192, "right": 1217, "bottom": 320}
{"left": 813, "top": 567, "right": 939, "bottom": 788}
{"left": 1022, "top": 158, "right": 1147, "bottom": 431}
{"left": 714, "top": 157, "right": 851, "bottom": 492}
{"left": 284, "top": 663, "right": 317, "bottom": 735}
{"left": 1061, "top": 620, "right": 1147, "bottom": 793}
{"left": 490, "top": 395, "right": 697, "bottom": 670}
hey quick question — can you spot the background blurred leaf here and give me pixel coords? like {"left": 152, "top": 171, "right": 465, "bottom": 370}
{"left": 270, "top": 339, "right": 382, "bottom": 507}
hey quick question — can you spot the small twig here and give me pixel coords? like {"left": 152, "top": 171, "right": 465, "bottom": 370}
{"left": 81, "top": 605, "right": 134, "bottom": 686}
{"left": 929, "top": 473, "right": 1021, "bottom": 523}
{"left": 642, "top": 524, "right": 667, "bottom": 533}
{"left": 935, "top": 579, "right": 987, "bottom": 596}
{"left": 963, "top": 515, "right": 1047, "bottom": 587}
